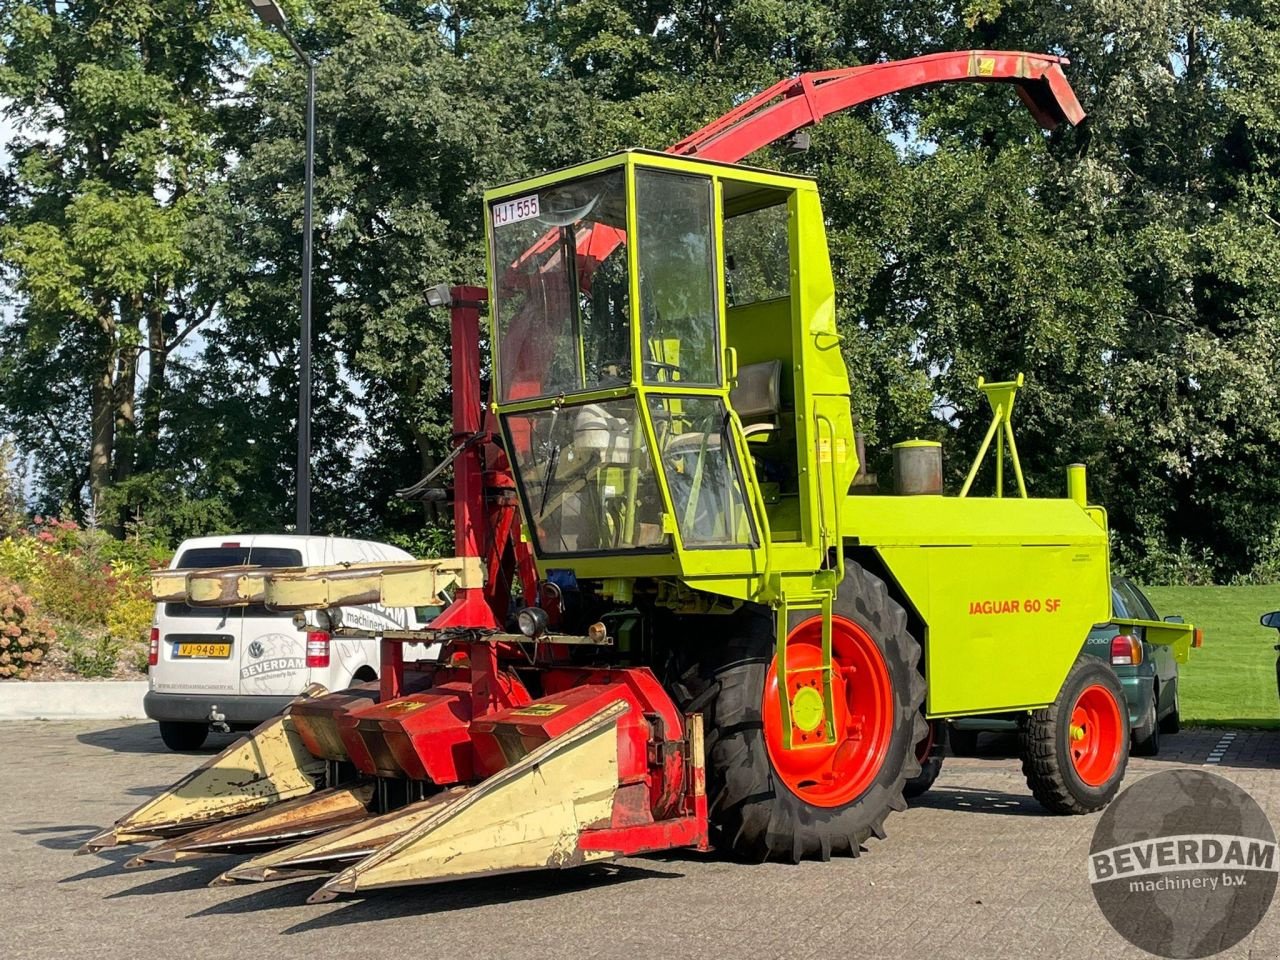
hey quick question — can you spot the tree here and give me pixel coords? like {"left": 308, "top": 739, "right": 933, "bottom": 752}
{"left": 0, "top": 0, "right": 250, "bottom": 519}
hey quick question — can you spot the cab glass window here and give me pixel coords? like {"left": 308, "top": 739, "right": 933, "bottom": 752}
{"left": 648, "top": 396, "right": 755, "bottom": 548}
{"left": 491, "top": 170, "right": 631, "bottom": 401}
{"left": 724, "top": 201, "right": 790, "bottom": 307}
{"left": 635, "top": 170, "right": 719, "bottom": 386}
{"left": 503, "top": 398, "right": 670, "bottom": 555}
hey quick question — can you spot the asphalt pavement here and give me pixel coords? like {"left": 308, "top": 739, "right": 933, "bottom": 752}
{"left": 3, "top": 720, "right": 1278, "bottom": 960}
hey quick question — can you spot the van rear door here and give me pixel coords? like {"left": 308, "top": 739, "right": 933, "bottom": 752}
{"left": 234, "top": 543, "right": 307, "bottom": 696}
{"left": 156, "top": 544, "right": 252, "bottom": 698}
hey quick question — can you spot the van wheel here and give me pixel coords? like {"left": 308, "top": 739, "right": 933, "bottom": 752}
{"left": 158, "top": 721, "right": 209, "bottom": 752}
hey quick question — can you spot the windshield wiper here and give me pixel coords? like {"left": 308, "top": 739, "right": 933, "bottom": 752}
{"left": 536, "top": 406, "right": 562, "bottom": 519}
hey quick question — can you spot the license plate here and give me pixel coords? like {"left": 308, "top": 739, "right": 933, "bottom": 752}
{"left": 174, "top": 642, "right": 231, "bottom": 659}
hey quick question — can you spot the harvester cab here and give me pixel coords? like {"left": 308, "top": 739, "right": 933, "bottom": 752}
{"left": 78, "top": 49, "right": 1202, "bottom": 906}
{"left": 488, "top": 151, "right": 848, "bottom": 599}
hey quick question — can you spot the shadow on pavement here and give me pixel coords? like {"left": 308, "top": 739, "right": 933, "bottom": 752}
{"left": 950, "top": 731, "right": 1020, "bottom": 759}
{"left": 105, "top": 860, "right": 238, "bottom": 897}
{"left": 75, "top": 723, "right": 235, "bottom": 755}
{"left": 60, "top": 847, "right": 137, "bottom": 882}
{"left": 197, "top": 864, "right": 682, "bottom": 932}
{"left": 14, "top": 823, "right": 104, "bottom": 851}
{"left": 908, "top": 785, "right": 1045, "bottom": 817}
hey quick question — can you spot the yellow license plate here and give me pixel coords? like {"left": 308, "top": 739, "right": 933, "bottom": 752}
{"left": 174, "top": 642, "right": 231, "bottom": 659}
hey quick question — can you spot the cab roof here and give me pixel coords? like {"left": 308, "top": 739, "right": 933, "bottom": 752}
{"left": 484, "top": 149, "right": 818, "bottom": 204}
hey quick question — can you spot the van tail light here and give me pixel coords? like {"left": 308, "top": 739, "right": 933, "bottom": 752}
{"left": 1110, "top": 634, "right": 1142, "bottom": 666}
{"left": 1193, "top": 628, "right": 1204, "bottom": 648}
{"left": 148, "top": 627, "right": 160, "bottom": 667}
{"left": 306, "top": 630, "right": 331, "bottom": 668}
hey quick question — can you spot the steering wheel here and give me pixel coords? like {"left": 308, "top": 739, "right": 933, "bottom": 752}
{"left": 642, "top": 359, "right": 682, "bottom": 382}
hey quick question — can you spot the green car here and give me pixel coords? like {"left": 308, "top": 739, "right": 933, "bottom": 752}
{"left": 951, "top": 576, "right": 1183, "bottom": 756}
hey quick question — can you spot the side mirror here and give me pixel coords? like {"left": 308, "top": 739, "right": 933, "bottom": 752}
{"left": 1261, "top": 611, "right": 1280, "bottom": 629}
{"left": 1162, "top": 615, "right": 1185, "bottom": 624}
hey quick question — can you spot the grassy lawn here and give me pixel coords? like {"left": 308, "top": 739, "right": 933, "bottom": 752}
{"left": 1142, "top": 584, "right": 1280, "bottom": 728}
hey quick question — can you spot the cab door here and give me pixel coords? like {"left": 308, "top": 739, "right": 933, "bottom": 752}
{"left": 633, "top": 166, "right": 765, "bottom": 576}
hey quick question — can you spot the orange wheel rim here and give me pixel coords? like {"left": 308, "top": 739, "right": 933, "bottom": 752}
{"left": 762, "top": 616, "right": 894, "bottom": 808}
{"left": 1068, "top": 683, "right": 1124, "bottom": 787}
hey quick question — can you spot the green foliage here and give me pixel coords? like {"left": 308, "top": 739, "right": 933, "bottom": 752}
{"left": 380, "top": 521, "right": 455, "bottom": 560}
{"left": 63, "top": 629, "right": 123, "bottom": 680}
{"left": 1118, "top": 537, "right": 1218, "bottom": 588}
{"left": 0, "top": 0, "right": 254, "bottom": 518}
{"left": 0, "top": 576, "right": 55, "bottom": 679}
{"left": 0, "top": 439, "right": 24, "bottom": 538}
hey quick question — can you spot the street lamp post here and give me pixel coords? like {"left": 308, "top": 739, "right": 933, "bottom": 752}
{"left": 246, "top": 0, "right": 315, "bottom": 535}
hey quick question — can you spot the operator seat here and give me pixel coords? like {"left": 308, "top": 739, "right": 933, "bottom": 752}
{"left": 664, "top": 359, "right": 783, "bottom": 455}
{"left": 731, "top": 359, "right": 783, "bottom": 440}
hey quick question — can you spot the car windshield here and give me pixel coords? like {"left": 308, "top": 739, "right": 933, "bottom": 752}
{"left": 1116, "top": 579, "right": 1159, "bottom": 620}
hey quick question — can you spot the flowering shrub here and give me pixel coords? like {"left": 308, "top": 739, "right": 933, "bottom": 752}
{"left": 27, "top": 548, "right": 117, "bottom": 626}
{"left": 107, "top": 587, "right": 153, "bottom": 644}
{"left": 0, "top": 576, "right": 55, "bottom": 679}
{"left": 106, "top": 567, "right": 154, "bottom": 674}
{"left": 0, "top": 517, "right": 169, "bottom": 679}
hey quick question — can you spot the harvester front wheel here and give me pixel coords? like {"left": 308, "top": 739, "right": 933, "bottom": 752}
{"left": 1019, "top": 656, "right": 1129, "bottom": 814}
{"left": 704, "top": 562, "right": 925, "bottom": 862}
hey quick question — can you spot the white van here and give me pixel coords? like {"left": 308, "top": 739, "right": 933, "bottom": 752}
{"left": 145, "top": 534, "right": 437, "bottom": 751}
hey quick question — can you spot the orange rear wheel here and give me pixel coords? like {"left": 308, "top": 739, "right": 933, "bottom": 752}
{"left": 1068, "top": 684, "right": 1125, "bottom": 786}
{"left": 701, "top": 562, "right": 925, "bottom": 862}
{"left": 1020, "top": 657, "right": 1129, "bottom": 815}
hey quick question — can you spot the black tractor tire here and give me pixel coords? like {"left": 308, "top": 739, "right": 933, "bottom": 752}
{"left": 904, "top": 720, "right": 947, "bottom": 800}
{"left": 1019, "top": 656, "right": 1130, "bottom": 815}
{"left": 1131, "top": 684, "right": 1161, "bottom": 757}
{"left": 158, "top": 720, "right": 209, "bottom": 752}
{"left": 948, "top": 726, "right": 980, "bottom": 756}
{"left": 1158, "top": 680, "right": 1181, "bottom": 735}
{"left": 702, "top": 562, "right": 926, "bottom": 862}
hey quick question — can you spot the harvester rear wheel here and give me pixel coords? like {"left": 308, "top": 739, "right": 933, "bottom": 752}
{"left": 1019, "top": 656, "right": 1129, "bottom": 814}
{"left": 703, "top": 562, "right": 925, "bottom": 862}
